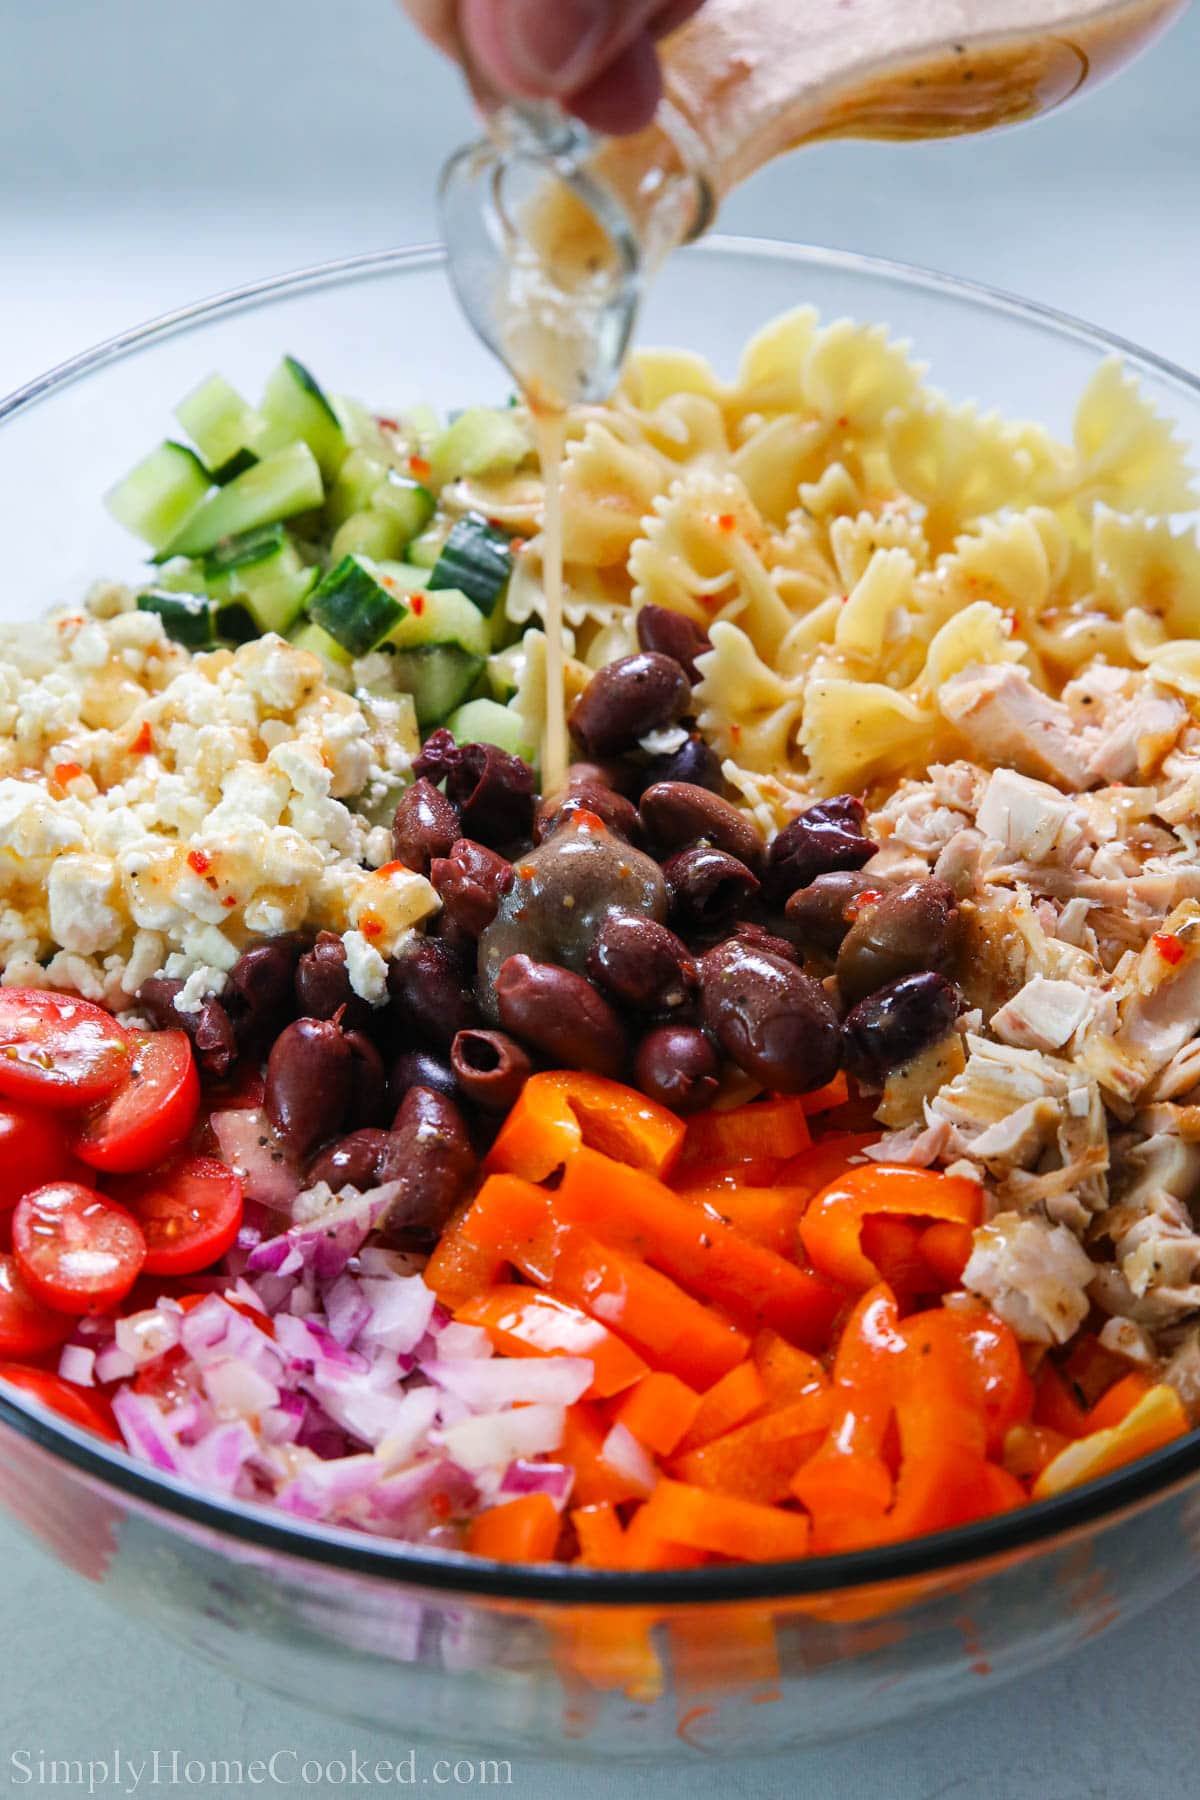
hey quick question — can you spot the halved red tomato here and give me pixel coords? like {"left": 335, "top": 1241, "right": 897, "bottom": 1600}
{"left": 0, "top": 1365, "right": 120, "bottom": 1442}
{"left": 0, "top": 1255, "right": 75, "bottom": 1355}
{"left": 12, "top": 1182, "right": 146, "bottom": 1315}
{"left": 0, "top": 1098, "right": 87, "bottom": 1209}
{"left": 75, "top": 1030, "right": 199, "bottom": 1174}
{"left": 0, "top": 990, "right": 131, "bottom": 1111}
{"left": 107, "top": 1154, "right": 243, "bottom": 1277}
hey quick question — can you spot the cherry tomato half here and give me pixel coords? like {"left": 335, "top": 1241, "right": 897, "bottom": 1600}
{"left": 0, "top": 1365, "right": 120, "bottom": 1442}
{"left": 75, "top": 1030, "right": 199, "bottom": 1174}
{"left": 0, "top": 1098, "right": 88, "bottom": 1209}
{"left": 108, "top": 1154, "right": 243, "bottom": 1277}
{"left": 12, "top": 1182, "right": 146, "bottom": 1316}
{"left": 0, "top": 1255, "right": 74, "bottom": 1356}
{"left": 0, "top": 989, "right": 131, "bottom": 1111}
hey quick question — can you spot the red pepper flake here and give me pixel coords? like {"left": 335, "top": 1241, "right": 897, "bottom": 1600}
{"left": 717, "top": 513, "right": 737, "bottom": 532}
{"left": 516, "top": 864, "right": 536, "bottom": 881}
{"left": 571, "top": 809, "right": 605, "bottom": 833}
{"left": 729, "top": 724, "right": 742, "bottom": 745}
{"left": 51, "top": 761, "right": 83, "bottom": 788}
{"left": 374, "top": 861, "right": 408, "bottom": 880}
{"left": 410, "top": 592, "right": 425, "bottom": 616}
{"left": 1006, "top": 613, "right": 1020, "bottom": 636}
{"left": 408, "top": 454, "right": 432, "bottom": 481}
{"left": 509, "top": 537, "right": 527, "bottom": 555}
{"left": 130, "top": 722, "right": 154, "bottom": 755}
{"left": 845, "top": 888, "right": 884, "bottom": 919}
{"left": 1153, "top": 932, "right": 1185, "bottom": 966}
{"left": 376, "top": 416, "right": 400, "bottom": 432}
{"left": 221, "top": 896, "right": 237, "bottom": 908}
{"left": 187, "top": 849, "right": 211, "bottom": 875}
{"left": 360, "top": 915, "right": 384, "bottom": 940}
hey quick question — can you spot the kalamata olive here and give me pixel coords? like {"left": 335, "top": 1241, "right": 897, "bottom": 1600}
{"left": 730, "top": 921, "right": 797, "bottom": 964}
{"left": 700, "top": 938, "right": 841, "bottom": 1093}
{"left": 633, "top": 1024, "right": 719, "bottom": 1114}
{"left": 136, "top": 977, "right": 237, "bottom": 1078}
{"left": 374, "top": 1086, "right": 476, "bottom": 1238}
{"left": 477, "top": 819, "right": 666, "bottom": 1020}
{"left": 640, "top": 732, "right": 724, "bottom": 794}
{"left": 766, "top": 796, "right": 876, "bottom": 901}
{"left": 387, "top": 937, "right": 478, "bottom": 1049}
{"left": 226, "top": 936, "right": 303, "bottom": 1050}
{"left": 450, "top": 1029, "right": 533, "bottom": 1112}
{"left": 344, "top": 1030, "right": 388, "bottom": 1129}
{"left": 430, "top": 839, "right": 515, "bottom": 938}
{"left": 586, "top": 915, "right": 698, "bottom": 1012}
{"left": 388, "top": 1047, "right": 458, "bottom": 1112}
{"left": 636, "top": 605, "right": 712, "bottom": 683}
{"left": 639, "top": 781, "right": 764, "bottom": 868}
{"left": 414, "top": 731, "right": 536, "bottom": 849}
{"left": 295, "top": 931, "right": 374, "bottom": 1032}
{"left": 265, "top": 1016, "right": 354, "bottom": 1156}
{"left": 835, "top": 878, "right": 960, "bottom": 1008}
{"left": 663, "top": 847, "right": 760, "bottom": 930}
{"left": 307, "top": 1128, "right": 391, "bottom": 1193}
{"left": 495, "top": 954, "right": 628, "bottom": 1077}
{"left": 569, "top": 652, "right": 691, "bottom": 758}
{"left": 842, "top": 972, "right": 961, "bottom": 1084}
{"left": 785, "top": 871, "right": 881, "bottom": 958}
{"left": 391, "top": 778, "right": 461, "bottom": 874}
{"left": 535, "top": 779, "right": 641, "bottom": 845}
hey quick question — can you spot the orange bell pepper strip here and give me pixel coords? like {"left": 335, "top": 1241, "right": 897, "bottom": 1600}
{"left": 622, "top": 1503, "right": 711, "bottom": 1572}
{"left": 673, "top": 1181, "right": 809, "bottom": 1257}
{"left": 423, "top": 1174, "right": 555, "bottom": 1307}
{"left": 775, "top": 1132, "right": 879, "bottom": 1197}
{"left": 859, "top": 1216, "right": 928, "bottom": 1300}
{"left": 639, "top": 1480, "right": 811, "bottom": 1563}
{"left": 1084, "top": 1370, "right": 1155, "bottom": 1433}
{"left": 790, "top": 1284, "right": 905, "bottom": 1535}
{"left": 1033, "top": 1362, "right": 1090, "bottom": 1438}
{"left": 613, "top": 1372, "right": 703, "bottom": 1457}
{"left": 799, "top": 1164, "right": 983, "bottom": 1290}
{"left": 674, "top": 1391, "right": 833, "bottom": 1504}
{"left": 455, "top": 1285, "right": 648, "bottom": 1400}
{"left": 902, "top": 1306, "right": 1033, "bottom": 1458}
{"left": 752, "top": 1330, "right": 827, "bottom": 1407}
{"left": 556, "top": 1149, "right": 844, "bottom": 1350}
{"left": 680, "top": 1095, "right": 812, "bottom": 1170}
{"left": 561, "top": 1403, "right": 653, "bottom": 1508}
{"left": 486, "top": 1072, "right": 685, "bottom": 1182}
{"left": 520, "top": 1226, "right": 750, "bottom": 1389}
{"left": 1062, "top": 1333, "right": 1132, "bottom": 1410}
{"left": 571, "top": 1502, "right": 627, "bottom": 1568}
{"left": 1032, "top": 1383, "right": 1189, "bottom": 1500}
{"left": 799, "top": 1073, "right": 850, "bottom": 1115}
{"left": 979, "top": 1462, "right": 1029, "bottom": 1512}
{"left": 674, "top": 1361, "right": 767, "bottom": 1456}
{"left": 918, "top": 1219, "right": 976, "bottom": 1290}
{"left": 1002, "top": 1422, "right": 1069, "bottom": 1482}
{"left": 466, "top": 1493, "right": 561, "bottom": 1563}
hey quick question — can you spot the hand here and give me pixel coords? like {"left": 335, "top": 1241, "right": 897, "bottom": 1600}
{"left": 405, "top": 0, "right": 705, "bottom": 134}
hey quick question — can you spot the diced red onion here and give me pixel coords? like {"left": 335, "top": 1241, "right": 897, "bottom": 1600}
{"left": 356, "top": 1276, "right": 437, "bottom": 1355}
{"left": 439, "top": 1403, "right": 566, "bottom": 1475}
{"left": 57, "top": 1344, "right": 96, "bottom": 1387}
{"left": 323, "top": 1275, "right": 373, "bottom": 1348}
{"left": 200, "top": 1358, "right": 279, "bottom": 1420}
{"left": 499, "top": 1459, "right": 574, "bottom": 1508}
{"left": 600, "top": 1422, "right": 657, "bottom": 1497}
{"left": 115, "top": 1306, "right": 182, "bottom": 1369}
{"left": 423, "top": 1357, "right": 592, "bottom": 1409}
{"left": 95, "top": 1343, "right": 137, "bottom": 1384}
{"left": 112, "top": 1391, "right": 181, "bottom": 1474}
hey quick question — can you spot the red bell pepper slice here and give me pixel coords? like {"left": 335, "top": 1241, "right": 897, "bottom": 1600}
{"left": 799, "top": 1164, "right": 982, "bottom": 1290}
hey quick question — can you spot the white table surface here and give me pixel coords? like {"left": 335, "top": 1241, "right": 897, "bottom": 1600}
{"left": 2, "top": 1, "right": 1199, "bottom": 1792}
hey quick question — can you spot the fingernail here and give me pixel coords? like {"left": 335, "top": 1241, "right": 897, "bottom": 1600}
{"left": 504, "top": 0, "right": 611, "bottom": 93}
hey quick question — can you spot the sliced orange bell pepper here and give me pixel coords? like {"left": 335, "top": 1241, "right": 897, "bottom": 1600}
{"left": 486, "top": 1072, "right": 684, "bottom": 1182}
{"left": 799, "top": 1073, "right": 850, "bottom": 1115}
{"left": 622, "top": 1504, "right": 711, "bottom": 1572}
{"left": 979, "top": 1462, "right": 1029, "bottom": 1511}
{"left": 561, "top": 1403, "right": 652, "bottom": 1508}
{"left": 902, "top": 1306, "right": 1033, "bottom": 1458}
{"left": 1033, "top": 1362, "right": 1089, "bottom": 1439}
{"left": 799, "top": 1164, "right": 982, "bottom": 1290}
{"left": 673, "top": 1182, "right": 809, "bottom": 1257}
{"left": 753, "top": 1330, "right": 827, "bottom": 1406}
{"left": 674, "top": 1361, "right": 768, "bottom": 1456}
{"left": 1063, "top": 1333, "right": 1132, "bottom": 1411}
{"left": 639, "top": 1479, "right": 811, "bottom": 1563}
{"left": 571, "top": 1502, "right": 627, "bottom": 1568}
{"left": 1084, "top": 1370, "right": 1155, "bottom": 1433}
{"left": 613, "top": 1372, "right": 703, "bottom": 1457}
{"left": 680, "top": 1095, "right": 813, "bottom": 1170}
{"left": 521, "top": 1226, "right": 749, "bottom": 1389}
{"left": 775, "top": 1132, "right": 879, "bottom": 1198}
{"left": 556, "top": 1149, "right": 844, "bottom": 1350}
{"left": 423, "top": 1174, "right": 554, "bottom": 1307}
{"left": 1032, "top": 1384, "right": 1189, "bottom": 1500}
{"left": 859, "top": 1216, "right": 928, "bottom": 1299}
{"left": 455, "top": 1285, "right": 648, "bottom": 1400}
{"left": 466, "top": 1493, "right": 561, "bottom": 1563}
{"left": 918, "top": 1219, "right": 976, "bottom": 1289}
{"left": 674, "top": 1391, "right": 833, "bottom": 1504}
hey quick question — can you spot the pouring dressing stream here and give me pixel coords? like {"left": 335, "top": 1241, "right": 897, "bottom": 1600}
{"left": 439, "top": 0, "right": 1185, "bottom": 793}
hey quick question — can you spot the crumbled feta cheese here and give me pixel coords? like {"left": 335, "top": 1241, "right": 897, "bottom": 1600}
{"left": 343, "top": 929, "right": 390, "bottom": 1005}
{"left": 174, "top": 966, "right": 228, "bottom": 1016}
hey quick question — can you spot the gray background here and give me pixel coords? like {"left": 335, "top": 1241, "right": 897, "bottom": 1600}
{"left": 2, "top": 0, "right": 1200, "bottom": 1792}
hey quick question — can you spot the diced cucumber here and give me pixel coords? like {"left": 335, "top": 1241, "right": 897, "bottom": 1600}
{"left": 137, "top": 588, "right": 218, "bottom": 650}
{"left": 373, "top": 562, "right": 431, "bottom": 594}
{"left": 385, "top": 586, "right": 490, "bottom": 660}
{"left": 331, "top": 510, "right": 412, "bottom": 564}
{"left": 105, "top": 441, "right": 211, "bottom": 551}
{"left": 325, "top": 447, "right": 386, "bottom": 529}
{"left": 175, "top": 374, "right": 265, "bottom": 482}
{"left": 289, "top": 618, "right": 353, "bottom": 667}
{"left": 428, "top": 513, "right": 513, "bottom": 615}
{"left": 155, "top": 556, "right": 209, "bottom": 595}
{"left": 372, "top": 471, "right": 435, "bottom": 543}
{"left": 202, "top": 524, "right": 314, "bottom": 635}
{"left": 430, "top": 406, "right": 529, "bottom": 486}
{"left": 158, "top": 443, "right": 324, "bottom": 559}
{"left": 407, "top": 522, "right": 448, "bottom": 569}
{"left": 389, "top": 647, "right": 484, "bottom": 729}
{"left": 308, "top": 555, "right": 410, "bottom": 657}
{"left": 260, "top": 355, "right": 347, "bottom": 480}
{"left": 202, "top": 522, "right": 289, "bottom": 576}
{"left": 447, "top": 698, "right": 536, "bottom": 762}
{"left": 406, "top": 402, "right": 441, "bottom": 450}
{"left": 214, "top": 599, "right": 260, "bottom": 644}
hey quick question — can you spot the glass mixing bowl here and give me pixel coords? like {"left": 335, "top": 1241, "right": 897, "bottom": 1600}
{"left": 2, "top": 239, "right": 1199, "bottom": 1759}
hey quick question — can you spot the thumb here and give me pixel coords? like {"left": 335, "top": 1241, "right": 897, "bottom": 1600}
{"left": 460, "top": 0, "right": 672, "bottom": 98}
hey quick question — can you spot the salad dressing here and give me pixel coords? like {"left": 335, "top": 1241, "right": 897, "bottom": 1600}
{"left": 443, "top": 0, "right": 1185, "bottom": 783}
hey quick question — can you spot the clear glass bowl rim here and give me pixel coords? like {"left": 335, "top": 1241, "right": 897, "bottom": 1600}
{"left": 3, "top": 235, "right": 1200, "bottom": 1607}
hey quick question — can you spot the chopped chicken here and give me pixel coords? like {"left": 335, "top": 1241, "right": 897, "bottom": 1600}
{"left": 1163, "top": 1329, "right": 1200, "bottom": 1420}
{"left": 1109, "top": 901, "right": 1200, "bottom": 1096}
{"left": 862, "top": 1117, "right": 954, "bottom": 1167}
{"left": 1083, "top": 691, "right": 1185, "bottom": 785}
{"left": 962, "top": 1212, "right": 1094, "bottom": 1345}
{"left": 939, "top": 664, "right": 1093, "bottom": 789}
{"left": 1097, "top": 1316, "right": 1157, "bottom": 1366}
{"left": 974, "top": 768, "right": 1088, "bottom": 864}
{"left": 991, "top": 976, "right": 1094, "bottom": 1053}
